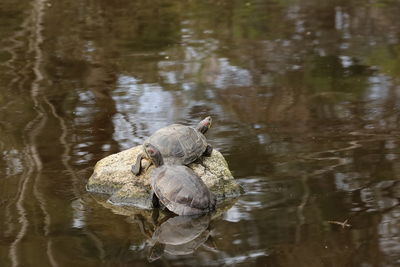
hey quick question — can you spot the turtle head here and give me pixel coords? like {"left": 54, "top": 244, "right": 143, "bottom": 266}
{"left": 196, "top": 116, "right": 212, "bottom": 134}
{"left": 144, "top": 143, "right": 164, "bottom": 167}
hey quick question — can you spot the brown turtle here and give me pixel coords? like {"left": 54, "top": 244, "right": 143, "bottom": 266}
{"left": 144, "top": 143, "right": 216, "bottom": 216}
{"left": 132, "top": 116, "right": 213, "bottom": 175}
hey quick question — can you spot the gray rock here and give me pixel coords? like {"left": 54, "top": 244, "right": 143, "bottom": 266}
{"left": 86, "top": 145, "right": 243, "bottom": 209}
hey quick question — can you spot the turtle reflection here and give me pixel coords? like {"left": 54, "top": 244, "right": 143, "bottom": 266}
{"left": 147, "top": 213, "right": 213, "bottom": 261}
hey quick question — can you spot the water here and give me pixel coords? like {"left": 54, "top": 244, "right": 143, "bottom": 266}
{"left": 1, "top": 0, "right": 400, "bottom": 266}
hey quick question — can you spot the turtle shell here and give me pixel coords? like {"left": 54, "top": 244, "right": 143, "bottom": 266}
{"left": 146, "top": 124, "right": 207, "bottom": 165}
{"left": 150, "top": 165, "right": 216, "bottom": 216}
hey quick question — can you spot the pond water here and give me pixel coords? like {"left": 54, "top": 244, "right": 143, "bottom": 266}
{"left": 1, "top": 0, "right": 400, "bottom": 266}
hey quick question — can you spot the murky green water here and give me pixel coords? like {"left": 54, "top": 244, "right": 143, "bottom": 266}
{"left": 1, "top": 0, "right": 400, "bottom": 266}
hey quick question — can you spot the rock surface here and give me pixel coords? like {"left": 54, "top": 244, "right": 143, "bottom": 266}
{"left": 86, "top": 145, "right": 243, "bottom": 209}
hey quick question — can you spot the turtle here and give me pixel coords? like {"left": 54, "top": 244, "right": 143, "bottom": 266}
{"left": 143, "top": 143, "right": 216, "bottom": 216}
{"left": 132, "top": 116, "right": 213, "bottom": 175}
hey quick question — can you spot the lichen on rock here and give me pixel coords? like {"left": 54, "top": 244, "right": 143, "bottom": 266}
{"left": 86, "top": 145, "right": 243, "bottom": 210}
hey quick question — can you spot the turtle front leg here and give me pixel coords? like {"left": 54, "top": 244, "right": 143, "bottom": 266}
{"left": 203, "top": 144, "right": 213, "bottom": 157}
{"left": 152, "top": 193, "right": 160, "bottom": 208}
{"left": 148, "top": 242, "right": 165, "bottom": 262}
{"left": 131, "top": 153, "right": 144, "bottom": 175}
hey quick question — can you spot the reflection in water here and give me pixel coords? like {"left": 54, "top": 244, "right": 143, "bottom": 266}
{"left": 1, "top": 0, "right": 400, "bottom": 266}
{"left": 8, "top": 0, "right": 52, "bottom": 266}
{"left": 146, "top": 214, "right": 212, "bottom": 262}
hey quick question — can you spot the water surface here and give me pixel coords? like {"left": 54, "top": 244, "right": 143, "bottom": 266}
{"left": 1, "top": 0, "right": 400, "bottom": 266}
